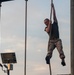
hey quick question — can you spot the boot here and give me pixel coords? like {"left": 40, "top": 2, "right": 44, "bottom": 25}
{"left": 61, "top": 59, "right": 66, "bottom": 66}
{"left": 45, "top": 56, "right": 50, "bottom": 64}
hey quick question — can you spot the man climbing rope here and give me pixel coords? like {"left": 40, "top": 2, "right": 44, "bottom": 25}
{"left": 44, "top": 3, "right": 66, "bottom": 66}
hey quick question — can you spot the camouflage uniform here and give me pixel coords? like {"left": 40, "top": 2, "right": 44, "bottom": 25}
{"left": 46, "top": 21, "right": 65, "bottom": 59}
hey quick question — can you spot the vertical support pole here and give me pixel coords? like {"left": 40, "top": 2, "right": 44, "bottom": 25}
{"left": 0, "top": 3, "right": 1, "bottom": 53}
{"left": 25, "top": 0, "right": 28, "bottom": 75}
{"left": 7, "top": 70, "right": 10, "bottom": 75}
{"left": 0, "top": 2, "right": 1, "bottom": 20}
{"left": 7, "top": 64, "right": 10, "bottom": 75}
{"left": 71, "top": 0, "right": 74, "bottom": 75}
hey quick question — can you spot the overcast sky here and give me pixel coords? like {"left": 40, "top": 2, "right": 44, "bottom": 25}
{"left": 0, "top": 0, "right": 70, "bottom": 75}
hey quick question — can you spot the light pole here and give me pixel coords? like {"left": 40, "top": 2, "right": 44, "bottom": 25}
{"left": 0, "top": 63, "right": 13, "bottom": 75}
{"left": 25, "top": 0, "right": 28, "bottom": 75}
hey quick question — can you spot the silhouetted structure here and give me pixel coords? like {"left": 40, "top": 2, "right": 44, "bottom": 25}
{"left": 71, "top": 0, "right": 74, "bottom": 75}
{"left": 0, "top": 0, "right": 13, "bottom": 7}
{"left": 57, "top": 74, "right": 71, "bottom": 75}
{"left": 0, "top": 0, "right": 13, "bottom": 19}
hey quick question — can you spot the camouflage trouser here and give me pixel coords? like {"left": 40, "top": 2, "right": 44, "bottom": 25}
{"left": 47, "top": 39, "right": 65, "bottom": 59}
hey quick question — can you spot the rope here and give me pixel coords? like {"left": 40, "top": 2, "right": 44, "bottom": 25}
{"left": 50, "top": 0, "right": 53, "bottom": 20}
{"left": 49, "top": 0, "right": 53, "bottom": 40}
{"left": 24, "top": 0, "right": 28, "bottom": 75}
{"left": 49, "top": 63, "right": 52, "bottom": 75}
{"left": 48, "top": 0, "right": 53, "bottom": 75}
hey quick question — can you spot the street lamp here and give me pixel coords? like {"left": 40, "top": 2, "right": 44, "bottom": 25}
{"left": 24, "top": 0, "right": 28, "bottom": 75}
{"left": 0, "top": 52, "right": 17, "bottom": 75}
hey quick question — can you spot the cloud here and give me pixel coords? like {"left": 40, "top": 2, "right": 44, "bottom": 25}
{"left": 27, "top": 36, "right": 47, "bottom": 50}
{"left": 4, "top": 49, "right": 14, "bottom": 52}
{"left": 27, "top": 35, "right": 70, "bottom": 75}
{"left": 0, "top": 0, "right": 70, "bottom": 75}
{"left": 27, "top": 56, "right": 70, "bottom": 75}
{"left": 1, "top": 36, "right": 25, "bottom": 53}
{"left": 27, "top": 61, "right": 48, "bottom": 75}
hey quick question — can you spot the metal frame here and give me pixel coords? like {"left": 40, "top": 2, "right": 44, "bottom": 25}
{"left": 1, "top": 52, "right": 17, "bottom": 64}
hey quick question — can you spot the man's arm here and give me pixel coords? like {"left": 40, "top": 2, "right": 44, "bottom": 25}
{"left": 45, "top": 23, "right": 51, "bottom": 33}
{"left": 52, "top": 3, "right": 58, "bottom": 22}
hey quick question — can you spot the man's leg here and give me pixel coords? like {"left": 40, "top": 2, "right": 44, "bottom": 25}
{"left": 45, "top": 41, "right": 55, "bottom": 64}
{"left": 56, "top": 39, "right": 66, "bottom": 66}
